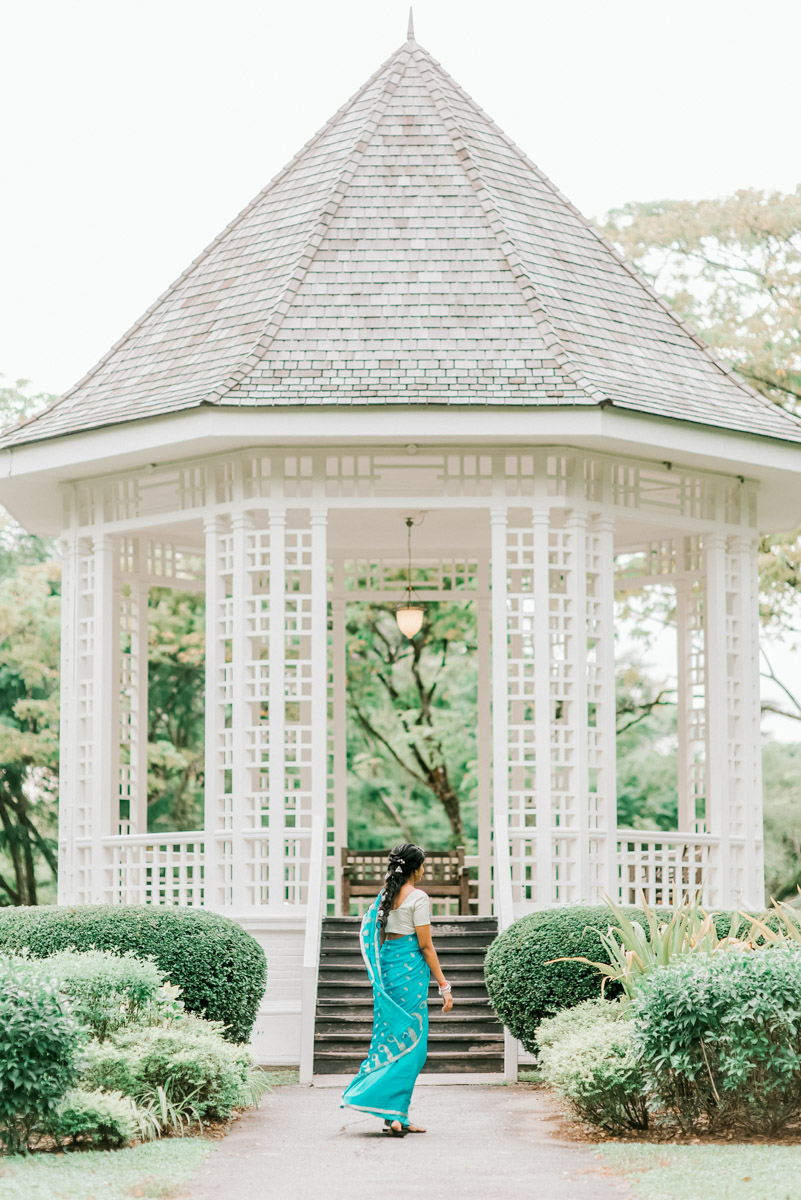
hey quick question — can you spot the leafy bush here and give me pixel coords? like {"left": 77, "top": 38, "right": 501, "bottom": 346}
{"left": 47, "top": 1088, "right": 143, "bottom": 1148}
{"left": 0, "top": 957, "right": 86, "bottom": 1154}
{"left": 484, "top": 904, "right": 742, "bottom": 1051}
{"left": 633, "top": 949, "right": 801, "bottom": 1134}
{"left": 559, "top": 895, "right": 757, "bottom": 1000}
{"left": 45, "top": 949, "right": 168, "bottom": 1040}
{"left": 0, "top": 904, "right": 266, "bottom": 1042}
{"left": 82, "top": 1017, "right": 268, "bottom": 1124}
{"left": 537, "top": 999, "right": 648, "bottom": 1132}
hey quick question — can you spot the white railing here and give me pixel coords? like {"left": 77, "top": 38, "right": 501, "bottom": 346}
{"left": 615, "top": 829, "right": 717, "bottom": 907}
{"left": 103, "top": 831, "right": 206, "bottom": 906}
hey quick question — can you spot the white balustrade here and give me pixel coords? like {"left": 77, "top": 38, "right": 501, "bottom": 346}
{"left": 615, "top": 829, "right": 717, "bottom": 907}
{"left": 103, "top": 831, "right": 207, "bottom": 907}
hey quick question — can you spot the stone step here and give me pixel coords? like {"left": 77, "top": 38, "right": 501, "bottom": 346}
{"left": 314, "top": 1050, "right": 505, "bottom": 1075}
{"left": 318, "top": 959, "right": 488, "bottom": 976}
{"left": 315, "top": 1018, "right": 502, "bottom": 1037}
{"left": 316, "top": 998, "right": 497, "bottom": 1018}
{"left": 320, "top": 936, "right": 495, "bottom": 954}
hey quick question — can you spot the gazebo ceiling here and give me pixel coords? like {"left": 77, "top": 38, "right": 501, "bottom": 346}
{"left": 4, "top": 27, "right": 801, "bottom": 453}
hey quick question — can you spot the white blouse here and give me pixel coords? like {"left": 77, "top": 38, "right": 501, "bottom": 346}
{"left": 385, "top": 887, "right": 431, "bottom": 935}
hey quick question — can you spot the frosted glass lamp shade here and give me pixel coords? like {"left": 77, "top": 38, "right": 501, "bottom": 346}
{"left": 396, "top": 605, "right": 425, "bottom": 638}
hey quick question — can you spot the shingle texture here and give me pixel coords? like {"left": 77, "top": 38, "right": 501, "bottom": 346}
{"left": 5, "top": 37, "right": 801, "bottom": 447}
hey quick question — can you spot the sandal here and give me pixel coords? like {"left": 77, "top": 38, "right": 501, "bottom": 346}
{"left": 383, "top": 1120, "right": 408, "bottom": 1137}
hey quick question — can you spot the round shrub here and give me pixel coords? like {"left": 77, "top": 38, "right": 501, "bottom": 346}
{"left": 0, "top": 957, "right": 87, "bottom": 1154}
{"left": 633, "top": 948, "right": 801, "bottom": 1134}
{"left": 82, "top": 1017, "right": 262, "bottom": 1122}
{"left": 484, "top": 906, "right": 634, "bottom": 1052}
{"left": 484, "top": 904, "right": 745, "bottom": 1052}
{"left": 45, "top": 949, "right": 168, "bottom": 1040}
{"left": 536, "top": 999, "right": 648, "bottom": 1132}
{"left": 0, "top": 905, "right": 266, "bottom": 1043}
{"left": 47, "top": 1087, "right": 143, "bottom": 1148}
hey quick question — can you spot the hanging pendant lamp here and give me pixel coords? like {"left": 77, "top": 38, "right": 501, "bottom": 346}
{"left": 395, "top": 516, "right": 425, "bottom": 638}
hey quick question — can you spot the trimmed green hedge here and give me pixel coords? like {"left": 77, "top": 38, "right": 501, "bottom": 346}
{"left": 0, "top": 906, "right": 266, "bottom": 1044}
{"left": 484, "top": 905, "right": 741, "bottom": 1053}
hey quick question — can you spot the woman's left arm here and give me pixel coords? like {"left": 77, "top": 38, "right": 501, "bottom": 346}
{"left": 415, "top": 925, "right": 453, "bottom": 1013}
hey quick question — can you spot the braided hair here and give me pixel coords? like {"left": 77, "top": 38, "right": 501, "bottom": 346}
{"left": 377, "top": 843, "right": 426, "bottom": 935}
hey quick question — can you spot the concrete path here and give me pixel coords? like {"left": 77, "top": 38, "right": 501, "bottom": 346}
{"left": 184, "top": 1083, "right": 632, "bottom": 1200}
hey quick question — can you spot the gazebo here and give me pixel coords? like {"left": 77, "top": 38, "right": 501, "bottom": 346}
{"left": 3, "top": 23, "right": 801, "bottom": 1076}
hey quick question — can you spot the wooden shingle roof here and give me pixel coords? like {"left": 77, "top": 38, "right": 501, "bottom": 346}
{"left": 5, "top": 32, "right": 801, "bottom": 448}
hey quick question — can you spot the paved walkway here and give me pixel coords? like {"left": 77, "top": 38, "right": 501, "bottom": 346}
{"left": 184, "top": 1083, "right": 632, "bottom": 1200}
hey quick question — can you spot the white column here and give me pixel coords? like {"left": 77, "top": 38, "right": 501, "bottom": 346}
{"left": 132, "top": 577, "right": 150, "bottom": 835}
{"left": 476, "top": 553, "right": 492, "bottom": 915}
{"left": 268, "top": 507, "right": 287, "bottom": 907}
{"left": 704, "top": 531, "right": 731, "bottom": 906}
{"left": 90, "top": 533, "right": 117, "bottom": 903}
{"left": 675, "top": 577, "right": 693, "bottom": 833}
{"left": 203, "top": 516, "right": 225, "bottom": 906}
{"left": 595, "top": 515, "right": 619, "bottom": 897}
{"left": 733, "top": 534, "right": 764, "bottom": 907}
{"left": 230, "top": 510, "right": 254, "bottom": 910}
{"left": 565, "top": 510, "right": 589, "bottom": 898}
{"left": 490, "top": 505, "right": 518, "bottom": 1082}
{"left": 490, "top": 508, "right": 514, "bottom": 923}
{"left": 531, "top": 505, "right": 553, "bottom": 907}
{"left": 57, "top": 529, "right": 79, "bottom": 903}
{"left": 331, "top": 557, "right": 348, "bottom": 914}
{"left": 299, "top": 506, "right": 329, "bottom": 1084}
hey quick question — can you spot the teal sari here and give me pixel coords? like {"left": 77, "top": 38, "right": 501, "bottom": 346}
{"left": 341, "top": 893, "right": 430, "bottom": 1126}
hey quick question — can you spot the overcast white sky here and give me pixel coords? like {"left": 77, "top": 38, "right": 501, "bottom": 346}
{"left": 1, "top": 0, "right": 800, "bottom": 395}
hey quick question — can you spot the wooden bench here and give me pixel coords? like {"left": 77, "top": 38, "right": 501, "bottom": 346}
{"left": 340, "top": 846, "right": 471, "bottom": 916}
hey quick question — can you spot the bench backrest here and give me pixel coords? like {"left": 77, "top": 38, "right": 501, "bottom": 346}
{"left": 341, "top": 846, "right": 470, "bottom": 915}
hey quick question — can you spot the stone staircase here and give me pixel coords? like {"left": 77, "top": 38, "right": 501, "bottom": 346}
{"left": 313, "top": 915, "right": 504, "bottom": 1075}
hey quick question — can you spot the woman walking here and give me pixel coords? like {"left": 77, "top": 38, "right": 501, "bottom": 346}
{"left": 341, "top": 843, "right": 453, "bottom": 1136}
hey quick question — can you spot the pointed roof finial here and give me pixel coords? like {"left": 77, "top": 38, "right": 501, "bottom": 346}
{"left": 407, "top": 7, "right": 415, "bottom": 40}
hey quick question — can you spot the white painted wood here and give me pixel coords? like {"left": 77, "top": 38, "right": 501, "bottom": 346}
{"left": 731, "top": 534, "right": 764, "bottom": 907}
{"left": 476, "top": 556, "right": 492, "bottom": 915}
{"left": 595, "top": 515, "right": 618, "bottom": 897}
{"left": 57, "top": 492, "right": 79, "bottom": 904}
{"left": 230, "top": 507, "right": 253, "bottom": 910}
{"left": 203, "top": 516, "right": 226, "bottom": 906}
{"left": 268, "top": 507, "right": 287, "bottom": 909}
{"left": 299, "top": 505, "right": 329, "bottom": 1085}
{"left": 531, "top": 503, "right": 552, "bottom": 908}
{"left": 131, "top": 573, "right": 149, "bottom": 837}
{"left": 704, "top": 529, "right": 730, "bottom": 906}
{"left": 91, "top": 533, "right": 117, "bottom": 902}
{"left": 331, "top": 557, "right": 347, "bottom": 916}
{"left": 565, "top": 510, "right": 590, "bottom": 898}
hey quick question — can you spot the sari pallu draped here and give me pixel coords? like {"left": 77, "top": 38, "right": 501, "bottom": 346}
{"left": 341, "top": 894, "right": 430, "bottom": 1125}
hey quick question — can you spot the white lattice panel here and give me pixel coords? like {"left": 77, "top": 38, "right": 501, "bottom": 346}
{"left": 616, "top": 832, "right": 712, "bottom": 906}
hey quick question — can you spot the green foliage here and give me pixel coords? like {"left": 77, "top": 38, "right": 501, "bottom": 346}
{"left": 44, "top": 949, "right": 168, "bottom": 1040}
{"left": 0, "top": 956, "right": 86, "bottom": 1154}
{"left": 561, "top": 894, "right": 753, "bottom": 1000}
{"left": 46, "top": 1087, "right": 143, "bottom": 1148}
{"left": 146, "top": 588, "right": 205, "bottom": 833}
{"left": 763, "top": 741, "right": 801, "bottom": 899}
{"left": 346, "top": 599, "right": 478, "bottom": 849}
{"left": 537, "top": 1000, "right": 648, "bottom": 1132}
{"left": 603, "top": 188, "right": 801, "bottom": 408}
{"left": 484, "top": 903, "right": 744, "bottom": 1051}
{"left": 0, "top": 560, "right": 61, "bottom": 906}
{"left": 633, "top": 949, "right": 801, "bottom": 1134}
{"left": 0, "top": 904, "right": 266, "bottom": 1043}
{"left": 484, "top": 906, "right": 629, "bottom": 1052}
{"left": 535, "top": 996, "right": 623, "bottom": 1049}
{"left": 614, "top": 656, "right": 678, "bottom": 831}
{"left": 82, "top": 1018, "right": 266, "bottom": 1124}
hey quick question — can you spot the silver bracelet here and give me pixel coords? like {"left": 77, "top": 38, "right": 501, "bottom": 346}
{"left": 438, "top": 982, "right": 452, "bottom": 996}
